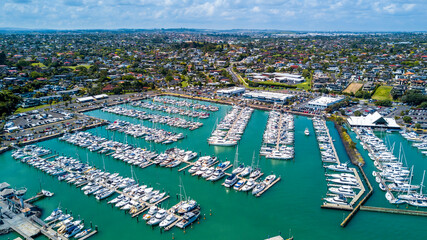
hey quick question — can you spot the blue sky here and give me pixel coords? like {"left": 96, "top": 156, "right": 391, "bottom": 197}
{"left": 1, "top": 0, "right": 426, "bottom": 31}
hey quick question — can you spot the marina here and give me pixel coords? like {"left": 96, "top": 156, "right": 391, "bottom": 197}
{"left": 102, "top": 106, "right": 203, "bottom": 130}
{"left": 106, "top": 120, "right": 185, "bottom": 145}
{"left": 131, "top": 100, "right": 211, "bottom": 119}
{"left": 2, "top": 96, "right": 427, "bottom": 240}
{"left": 208, "top": 105, "right": 253, "bottom": 146}
{"left": 10, "top": 145, "right": 202, "bottom": 232}
{"left": 260, "top": 111, "right": 295, "bottom": 160}
{"left": 312, "top": 117, "right": 365, "bottom": 209}
{"left": 152, "top": 97, "right": 219, "bottom": 112}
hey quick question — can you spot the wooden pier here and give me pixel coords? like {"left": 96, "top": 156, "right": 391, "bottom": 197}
{"left": 163, "top": 218, "right": 180, "bottom": 231}
{"left": 255, "top": 177, "right": 281, "bottom": 197}
{"left": 43, "top": 154, "right": 59, "bottom": 160}
{"left": 340, "top": 165, "right": 373, "bottom": 227}
{"left": 360, "top": 206, "right": 427, "bottom": 217}
{"left": 321, "top": 120, "right": 340, "bottom": 164}
{"left": 178, "top": 164, "right": 192, "bottom": 172}
{"left": 275, "top": 113, "right": 285, "bottom": 150}
{"left": 24, "top": 192, "right": 46, "bottom": 203}
{"left": 349, "top": 168, "right": 365, "bottom": 206}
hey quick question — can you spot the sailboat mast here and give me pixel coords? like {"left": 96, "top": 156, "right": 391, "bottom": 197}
{"left": 421, "top": 170, "right": 425, "bottom": 195}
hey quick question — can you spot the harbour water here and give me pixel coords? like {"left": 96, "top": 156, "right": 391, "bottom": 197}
{"left": 1, "top": 97, "right": 427, "bottom": 240}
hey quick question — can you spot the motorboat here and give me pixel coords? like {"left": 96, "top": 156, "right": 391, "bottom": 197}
{"left": 328, "top": 186, "right": 355, "bottom": 197}
{"left": 223, "top": 174, "right": 239, "bottom": 188}
{"left": 159, "top": 214, "right": 178, "bottom": 228}
{"left": 263, "top": 175, "right": 276, "bottom": 185}
{"left": 249, "top": 168, "right": 261, "bottom": 178}
{"left": 75, "top": 229, "right": 92, "bottom": 239}
{"left": 252, "top": 182, "right": 266, "bottom": 195}
{"left": 147, "top": 209, "right": 167, "bottom": 225}
{"left": 233, "top": 179, "right": 247, "bottom": 190}
{"left": 304, "top": 128, "right": 310, "bottom": 136}
{"left": 177, "top": 200, "right": 197, "bottom": 214}
{"left": 240, "top": 166, "right": 252, "bottom": 177}
{"left": 240, "top": 179, "right": 256, "bottom": 192}
{"left": 324, "top": 195, "right": 350, "bottom": 206}
{"left": 176, "top": 210, "right": 200, "bottom": 229}
{"left": 143, "top": 206, "right": 158, "bottom": 221}
{"left": 207, "top": 169, "right": 225, "bottom": 181}
{"left": 44, "top": 208, "right": 62, "bottom": 222}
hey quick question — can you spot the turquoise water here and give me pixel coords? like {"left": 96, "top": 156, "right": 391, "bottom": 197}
{"left": 1, "top": 97, "right": 427, "bottom": 240}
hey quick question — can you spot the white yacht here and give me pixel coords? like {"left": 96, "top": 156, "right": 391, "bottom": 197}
{"left": 159, "top": 214, "right": 177, "bottom": 228}
{"left": 147, "top": 209, "right": 167, "bottom": 225}
{"left": 304, "top": 128, "right": 310, "bottom": 136}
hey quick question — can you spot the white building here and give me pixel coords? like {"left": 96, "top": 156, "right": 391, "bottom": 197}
{"left": 243, "top": 91, "right": 294, "bottom": 104}
{"left": 76, "top": 96, "right": 95, "bottom": 103}
{"left": 347, "top": 112, "right": 400, "bottom": 129}
{"left": 306, "top": 96, "right": 344, "bottom": 110}
{"left": 248, "top": 72, "right": 305, "bottom": 85}
{"left": 216, "top": 87, "right": 246, "bottom": 97}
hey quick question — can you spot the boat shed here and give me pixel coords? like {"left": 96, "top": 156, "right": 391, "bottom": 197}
{"left": 347, "top": 111, "right": 400, "bottom": 129}
{"left": 306, "top": 96, "right": 344, "bottom": 110}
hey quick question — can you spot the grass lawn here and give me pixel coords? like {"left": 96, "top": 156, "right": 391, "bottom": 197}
{"left": 31, "top": 63, "right": 47, "bottom": 68}
{"left": 372, "top": 86, "right": 393, "bottom": 101}
{"left": 296, "top": 81, "right": 310, "bottom": 90}
{"left": 296, "top": 76, "right": 312, "bottom": 91}
{"left": 15, "top": 102, "right": 64, "bottom": 114}
{"left": 181, "top": 81, "right": 189, "bottom": 88}
{"left": 343, "top": 82, "right": 363, "bottom": 94}
{"left": 65, "top": 64, "right": 92, "bottom": 70}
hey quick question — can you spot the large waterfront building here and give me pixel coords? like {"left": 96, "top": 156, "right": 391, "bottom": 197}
{"left": 242, "top": 91, "right": 294, "bottom": 104}
{"left": 216, "top": 87, "right": 246, "bottom": 96}
{"left": 347, "top": 111, "right": 400, "bottom": 129}
{"left": 306, "top": 96, "right": 344, "bottom": 110}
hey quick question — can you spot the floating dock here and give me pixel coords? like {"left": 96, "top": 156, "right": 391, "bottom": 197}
{"left": 360, "top": 206, "right": 427, "bottom": 217}
{"left": 255, "top": 177, "right": 281, "bottom": 197}
{"left": 24, "top": 192, "right": 46, "bottom": 204}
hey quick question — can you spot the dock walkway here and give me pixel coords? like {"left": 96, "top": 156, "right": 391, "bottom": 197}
{"left": 360, "top": 206, "right": 427, "bottom": 217}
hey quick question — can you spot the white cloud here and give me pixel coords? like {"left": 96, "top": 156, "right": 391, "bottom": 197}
{"left": 402, "top": 3, "right": 416, "bottom": 11}
{"left": 383, "top": 4, "right": 397, "bottom": 14}
{"left": 251, "top": 6, "right": 260, "bottom": 12}
{"left": 0, "top": 0, "right": 425, "bottom": 30}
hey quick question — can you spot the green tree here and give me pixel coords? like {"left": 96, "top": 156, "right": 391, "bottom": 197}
{"left": 30, "top": 71, "right": 43, "bottom": 79}
{"left": 354, "top": 110, "right": 362, "bottom": 116}
{"left": 0, "top": 90, "right": 22, "bottom": 119}
{"left": 403, "top": 116, "right": 412, "bottom": 124}
{"left": 374, "top": 100, "right": 392, "bottom": 107}
{"left": 0, "top": 51, "right": 6, "bottom": 65}
{"left": 414, "top": 123, "right": 421, "bottom": 129}
{"left": 113, "top": 87, "right": 123, "bottom": 95}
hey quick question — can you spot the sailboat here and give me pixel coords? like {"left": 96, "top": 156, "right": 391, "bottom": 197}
{"left": 231, "top": 146, "right": 244, "bottom": 175}
{"left": 398, "top": 170, "right": 427, "bottom": 203}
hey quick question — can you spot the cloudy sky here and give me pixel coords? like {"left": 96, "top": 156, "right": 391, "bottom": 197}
{"left": 1, "top": 0, "right": 425, "bottom": 31}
